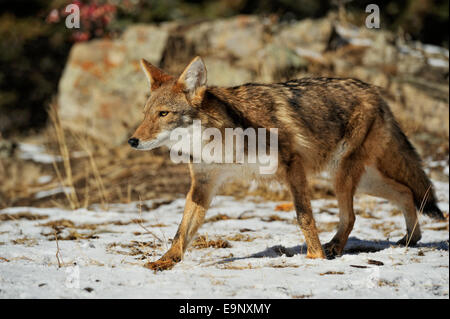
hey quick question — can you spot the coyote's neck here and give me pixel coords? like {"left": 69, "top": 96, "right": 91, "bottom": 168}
{"left": 199, "top": 87, "right": 253, "bottom": 129}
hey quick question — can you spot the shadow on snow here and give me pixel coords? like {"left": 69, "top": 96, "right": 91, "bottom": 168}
{"left": 218, "top": 237, "right": 449, "bottom": 263}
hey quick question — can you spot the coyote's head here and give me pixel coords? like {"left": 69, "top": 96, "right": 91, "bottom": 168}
{"left": 128, "top": 56, "right": 207, "bottom": 150}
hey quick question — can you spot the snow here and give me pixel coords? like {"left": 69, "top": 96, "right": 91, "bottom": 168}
{"left": 18, "top": 143, "right": 62, "bottom": 164}
{"left": 37, "top": 175, "right": 53, "bottom": 184}
{"left": 0, "top": 181, "right": 448, "bottom": 299}
{"left": 428, "top": 58, "right": 449, "bottom": 69}
{"left": 17, "top": 143, "right": 86, "bottom": 164}
{"left": 421, "top": 44, "right": 449, "bottom": 58}
{"left": 34, "top": 186, "right": 73, "bottom": 199}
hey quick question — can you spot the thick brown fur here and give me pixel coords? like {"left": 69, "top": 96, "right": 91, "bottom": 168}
{"left": 130, "top": 57, "right": 444, "bottom": 270}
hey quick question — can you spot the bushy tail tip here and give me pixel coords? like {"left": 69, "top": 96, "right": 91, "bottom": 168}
{"left": 422, "top": 201, "right": 446, "bottom": 220}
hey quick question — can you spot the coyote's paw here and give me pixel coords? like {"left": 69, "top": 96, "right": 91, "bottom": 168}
{"left": 396, "top": 233, "right": 421, "bottom": 247}
{"left": 144, "top": 258, "right": 177, "bottom": 271}
{"left": 323, "top": 241, "right": 344, "bottom": 259}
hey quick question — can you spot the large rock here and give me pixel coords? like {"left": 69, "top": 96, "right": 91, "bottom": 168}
{"left": 184, "top": 15, "right": 266, "bottom": 59}
{"left": 254, "top": 44, "right": 308, "bottom": 82}
{"left": 275, "top": 17, "right": 333, "bottom": 53}
{"left": 203, "top": 57, "right": 254, "bottom": 86}
{"left": 400, "top": 82, "right": 449, "bottom": 136}
{"left": 57, "top": 25, "right": 170, "bottom": 145}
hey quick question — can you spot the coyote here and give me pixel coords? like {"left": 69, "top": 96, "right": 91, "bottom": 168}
{"left": 129, "top": 56, "right": 444, "bottom": 270}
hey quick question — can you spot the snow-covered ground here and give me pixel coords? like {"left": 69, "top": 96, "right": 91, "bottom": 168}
{"left": 0, "top": 180, "right": 448, "bottom": 299}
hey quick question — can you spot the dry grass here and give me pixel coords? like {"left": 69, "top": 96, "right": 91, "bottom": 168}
{"left": 74, "top": 133, "right": 108, "bottom": 210}
{"left": 47, "top": 229, "right": 100, "bottom": 241}
{"left": 192, "top": 235, "right": 231, "bottom": 249}
{"left": 226, "top": 233, "right": 256, "bottom": 242}
{"left": 0, "top": 212, "right": 48, "bottom": 221}
{"left": 320, "top": 271, "right": 345, "bottom": 275}
{"left": 205, "top": 214, "right": 232, "bottom": 223}
{"left": 48, "top": 103, "right": 79, "bottom": 210}
{"left": 377, "top": 279, "right": 398, "bottom": 287}
{"left": 11, "top": 237, "right": 37, "bottom": 246}
{"left": 270, "top": 263, "right": 300, "bottom": 268}
{"left": 220, "top": 262, "right": 256, "bottom": 270}
{"left": 106, "top": 241, "right": 161, "bottom": 258}
{"left": 41, "top": 219, "right": 105, "bottom": 230}
{"left": 275, "top": 203, "right": 294, "bottom": 212}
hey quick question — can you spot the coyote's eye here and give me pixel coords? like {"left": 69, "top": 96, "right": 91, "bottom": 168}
{"left": 159, "top": 111, "right": 169, "bottom": 117}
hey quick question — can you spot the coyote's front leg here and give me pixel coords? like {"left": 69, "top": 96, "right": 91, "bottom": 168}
{"left": 145, "top": 169, "right": 218, "bottom": 271}
{"left": 285, "top": 156, "right": 326, "bottom": 259}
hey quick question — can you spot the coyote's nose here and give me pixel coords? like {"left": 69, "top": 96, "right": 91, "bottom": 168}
{"left": 128, "top": 138, "right": 139, "bottom": 148}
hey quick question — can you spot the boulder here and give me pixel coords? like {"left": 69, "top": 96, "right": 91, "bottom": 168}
{"left": 255, "top": 44, "right": 308, "bottom": 82}
{"left": 57, "top": 26, "right": 169, "bottom": 145}
{"left": 203, "top": 57, "right": 254, "bottom": 87}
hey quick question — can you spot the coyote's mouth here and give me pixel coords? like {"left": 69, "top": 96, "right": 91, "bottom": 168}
{"left": 135, "top": 130, "right": 171, "bottom": 151}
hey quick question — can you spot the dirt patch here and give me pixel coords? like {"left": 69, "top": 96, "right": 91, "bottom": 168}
{"left": 271, "top": 263, "right": 300, "bottom": 268}
{"left": 261, "top": 215, "right": 291, "bottom": 223}
{"left": 350, "top": 265, "right": 369, "bottom": 269}
{"left": 40, "top": 219, "right": 76, "bottom": 229}
{"left": 275, "top": 203, "right": 294, "bottom": 212}
{"left": 368, "top": 259, "right": 384, "bottom": 266}
{"left": 377, "top": 279, "right": 398, "bottom": 287}
{"left": 221, "top": 262, "right": 257, "bottom": 270}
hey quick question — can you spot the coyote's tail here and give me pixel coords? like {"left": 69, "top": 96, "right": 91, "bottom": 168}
{"left": 382, "top": 119, "right": 445, "bottom": 220}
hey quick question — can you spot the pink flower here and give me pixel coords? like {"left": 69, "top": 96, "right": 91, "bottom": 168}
{"left": 46, "top": 9, "right": 60, "bottom": 23}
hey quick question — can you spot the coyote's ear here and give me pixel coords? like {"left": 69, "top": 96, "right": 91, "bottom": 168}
{"left": 140, "top": 59, "right": 173, "bottom": 91}
{"left": 176, "top": 56, "right": 207, "bottom": 105}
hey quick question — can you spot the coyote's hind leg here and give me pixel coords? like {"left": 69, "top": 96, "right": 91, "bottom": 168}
{"left": 324, "top": 154, "right": 364, "bottom": 258}
{"left": 357, "top": 166, "right": 421, "bottom": 246}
